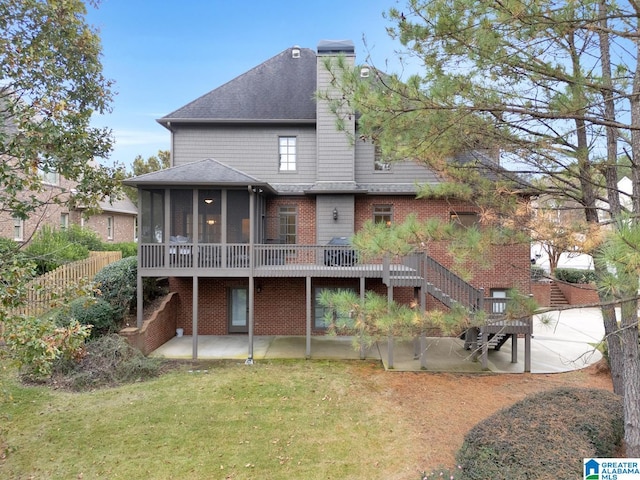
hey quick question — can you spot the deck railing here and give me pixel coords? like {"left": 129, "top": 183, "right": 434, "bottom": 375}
{"left": 423, "top": 256, "right": 484, "bottom": 312}
{"left": 139, "top": 243, "right": 423, "bottom": 280}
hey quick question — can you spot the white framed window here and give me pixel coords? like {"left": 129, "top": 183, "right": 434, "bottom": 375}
{"left": 279, "top": 136, "right": 297, "bottom": 171}
{"left": 60, "top": 213, "right": 69, "bottom": 230}
{"left": 38, "top": 167, "right": 59, "bottom": 185}
{"left": 13, "top": 216, "right": 24, "bottom": 241}
{"left": 107, "top": 216, "right": 114, "bottom": 240}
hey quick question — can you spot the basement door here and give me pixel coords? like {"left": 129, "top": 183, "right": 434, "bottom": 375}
{"left": 228, "top": 287, "right": 248, "bottom": 333}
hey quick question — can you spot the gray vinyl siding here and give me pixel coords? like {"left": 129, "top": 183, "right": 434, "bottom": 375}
{"left": 316, "top": 56, "right": 355, "bottom": 183}
{"left": 172, "top": 125, "right": 317, "bottom": 184}
{"left": 354, "top": 138, "right": 440, "bottom": 184}
{"left": 316, "top": 195, "right": 355, "bottom": 244}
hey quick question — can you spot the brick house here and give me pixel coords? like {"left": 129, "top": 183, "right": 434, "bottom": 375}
{"left": 0, "top": 165, "right": 137, "bottom": 245}
{"left": 125, "top": 40, "right": 532, "bottom": 362}
{"left": 72, "top": 196, "right": 138, "bottom": 244}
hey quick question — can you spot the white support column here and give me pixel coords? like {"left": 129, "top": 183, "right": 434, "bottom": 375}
{"left": 192, "top": 276, "right": 198, "bottom": 360}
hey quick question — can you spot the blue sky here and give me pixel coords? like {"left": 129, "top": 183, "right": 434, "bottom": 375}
{"left": 86, "top": 0, "right": 406, "bottom": 171}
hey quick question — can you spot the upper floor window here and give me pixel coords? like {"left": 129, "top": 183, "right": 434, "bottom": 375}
{"left": 107, "top": 216, "right": 114, "bottom": 240}
{"left": 38, "top": 167, "right": 59, "bottom": 185}
{"left": 450, "top": 212, "right": 479, "bottom": 229}
{"left": 374, "top": 145, "right": 391, "bottom": 172}
{"left": 373, "top": 205, "right": 393, "bottom": 227}
{"left": 279, "top": 136, "right": 297, "bottom": 171}
{"left": 13, "top": 216, "right": 24, "bottom": 241}
{"left": 279, "top": 205, "right": 297, "bottom": 244}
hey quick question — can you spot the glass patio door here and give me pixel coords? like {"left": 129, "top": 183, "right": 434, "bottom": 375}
{"left": 228, "top": 287, "right": 248, "bottom": 333}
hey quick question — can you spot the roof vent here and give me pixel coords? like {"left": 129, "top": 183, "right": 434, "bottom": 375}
{"left": 360, "top": 66, "right": 370, "bottom": 78}
{"left": 292, "top": 46, "right": 301, "bottom": 58}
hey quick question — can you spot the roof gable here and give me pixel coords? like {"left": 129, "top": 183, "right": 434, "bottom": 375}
{"left": 159, "top": 47, "right": 317, "bottom": 124}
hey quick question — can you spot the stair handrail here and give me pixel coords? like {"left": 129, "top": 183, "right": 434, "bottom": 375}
{"left": 424, "top": 255, "right": 484, "bottom": 312}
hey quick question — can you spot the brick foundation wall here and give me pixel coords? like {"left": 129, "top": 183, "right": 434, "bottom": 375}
{"left": 556, "top": 282, "right": 599, "bottom": 306}
{"left": 531, "top": 282, "right": 551, "bottom": 307}
{"left": 168, "top": 276, "right": 418, "bottom": 336}
{"left": 119, "top": 292, "right": 178, "bottom": 354}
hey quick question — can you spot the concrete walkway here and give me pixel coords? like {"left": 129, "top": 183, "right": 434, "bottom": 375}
{"left": 151, "top": 307, "right": 606, "bottom": 373}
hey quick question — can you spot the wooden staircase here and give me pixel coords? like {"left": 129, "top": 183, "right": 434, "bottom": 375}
{"left": 550, "top": 281, "right": 569, "bottom": 307}
{"left": 463, "top": 332, "right": 511, "bottom": 351}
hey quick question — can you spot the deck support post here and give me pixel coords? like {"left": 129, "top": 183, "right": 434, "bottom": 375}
{"left": 511, "top": 333, "right": 518, "bottom": 363}
{"left": 419, "top": 286, "right": 427, "bottom": 369}
{"left": 192, "top": 275, "right": 198, "bottom": 360}
{"left": 359, "top": 277, "right": 366, "bottom": 360}
{"left": 136, "top": 273, "right": 143, "bottom": 329}
{"left": 246, "top": 276, "right": 254, "bottom": 364}
{"left": 481, "top": 327, "right": 489, "bottom": 370}
{"left": 524, "top": 331, "right": 531, "bottom": 372}
{"left": 306, "top": 276, "right": 311, "bottom": 359}
{"left": 387, "top": 285, "right": 394, "bottom": 368}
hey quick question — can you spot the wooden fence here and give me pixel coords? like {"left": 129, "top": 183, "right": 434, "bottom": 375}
{"left": 7, "top": 250, "right": 123, "bottom": 318}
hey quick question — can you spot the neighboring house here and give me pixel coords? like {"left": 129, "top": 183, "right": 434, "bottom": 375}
{"left": 0, "top": 164, "right": 138, "bottom": 245}
{"left": 125, "top": 40, "right": 531, "bottom": 361}
{"left": 0, "top": 165, "right": 76, "bottom": 243}
{"left": 72, "top": 196, "right": 138, "bottom": 244}
{"left": 531, "top": 176, "right": 633, "bottom": 273}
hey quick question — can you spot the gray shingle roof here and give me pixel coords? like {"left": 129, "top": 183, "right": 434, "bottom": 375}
{"left": 123, "top": 158, "right": 273, "bottom": 191}
{"left": 159, "top": 47, "right": 317, "bottom": 124}
{"left": 98, "top": 195, "right": 137, "bottom": 215}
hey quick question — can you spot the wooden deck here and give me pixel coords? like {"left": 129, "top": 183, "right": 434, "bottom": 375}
{"left": 138, "top": 243, "right": 426, "bottom": 285}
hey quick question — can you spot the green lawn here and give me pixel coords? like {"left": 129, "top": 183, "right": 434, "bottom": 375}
{"left": 1, "top": 360, "right": 419, "bottom": 480}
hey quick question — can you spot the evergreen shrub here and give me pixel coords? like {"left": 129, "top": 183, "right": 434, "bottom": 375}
{"left": 56, "top": 297, "right": 118, "bottom": 337}
{"left": 94, "top": 256, "right": 137, "bottom": 317}
{"left": 554, "top": 268, "right": 596, "bottom": 284}
{"left": 456, "top": 388, "right": 623, "bottom": 479}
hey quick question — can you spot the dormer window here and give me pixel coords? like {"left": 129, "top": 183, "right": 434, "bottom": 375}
{"left": 279, "top": 136, "right": 297, "bottom": 171}
{"left": 292, "top": 46, "right": 301, "bottom": 58}
{"left": 374, "top": 145, "right": 391, "bottom": 172}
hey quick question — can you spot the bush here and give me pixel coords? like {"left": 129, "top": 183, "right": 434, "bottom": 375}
{"left": 4, "top": 316, "right": 91, "bottom": 378}
{"left": 554, "top": 268, "right": 597, "bottom": 284}
{"left": 456, "top": 388, "right": 623, "bottom": 479}
{"left": 63, "top": 224, "right": 105, "bottom": 252}
{"left": 25, "top": 226, "right": 89, "bottom": 274}
{"left": 104, "top": 242, "right": 138, "bottom": 258}
{"left": 530, "top": 265, "right": 545, "bottom": 282}
{"left": 52, "top": 334, "right": 165, "bottom": 391}
{"left": 94, "top": 256, "right": 137, "bottom": 318}
{"left": 56, "top": 297, "right": 118, "bottom": 337}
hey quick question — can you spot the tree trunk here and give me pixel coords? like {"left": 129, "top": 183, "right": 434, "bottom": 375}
{"left": 620, "top": 295, "right": 640, "bottom": 456}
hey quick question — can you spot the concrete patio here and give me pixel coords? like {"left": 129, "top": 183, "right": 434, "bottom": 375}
{"left": 150, "top": 307, "right": 606, "bottom": 373}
